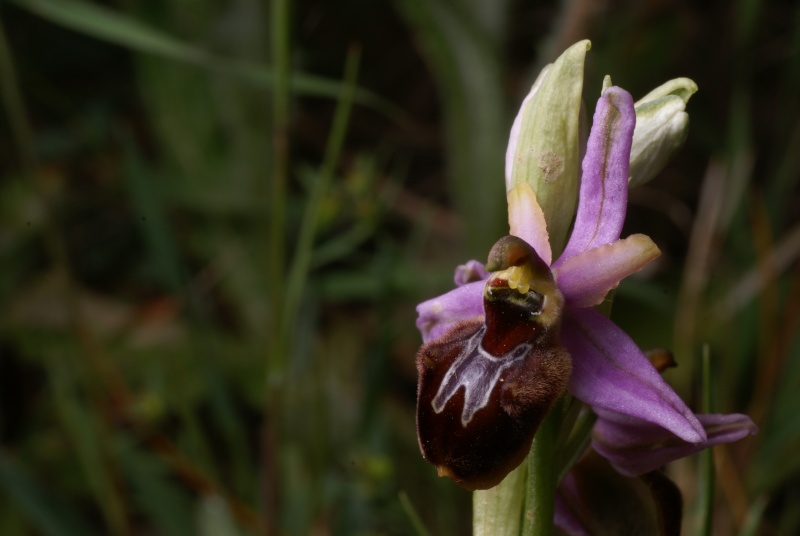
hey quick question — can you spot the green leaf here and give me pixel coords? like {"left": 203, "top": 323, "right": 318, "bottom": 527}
{"left": 12, "top": 0, "right": 207, "bottom": 62}
{"left": 0, "top": 452, "right": 92, "bottom": 536}
{"left": 114, "top": 434, "right": 195, "bottom": 536}
{"left": 10, "top": 0, "right": 405, "bottom": 121}
{"left": 50, "top": 364, "right": 127, "bottom": 534}
{"left": 282, "top": 47, "right": 361, "bottom": 346}
{"left": 396, "top": 0, "right": 509, "bottom": 252}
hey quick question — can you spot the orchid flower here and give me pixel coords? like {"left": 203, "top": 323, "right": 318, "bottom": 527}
{"left": 414, "top": 83, "right": 756, "bottom": 491}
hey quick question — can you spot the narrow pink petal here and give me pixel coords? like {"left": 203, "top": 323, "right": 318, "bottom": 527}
{"left": 592, "top": 411, "right": 758, "bottom": 476}
{"left": 416, "top": 281, "right": 484, "bottom": 343}
{"left": 555, "top": 87, "right": 636, "bottom": 267}
{"left": 507, "top": 183, "right": 552, "bottom": 265}
{"left": 562, "top": 307, "right": 706, "bottom": 443}
{"left": 555, "top": 234, "right": 660, "bottom": 307}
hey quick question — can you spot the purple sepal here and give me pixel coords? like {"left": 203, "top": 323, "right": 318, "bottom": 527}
{"left": 592, "top": 411, "right": 758, "bottom": 477}
{"left": 561, "top": 307, "right": 706, "bottom": 443}
{"left": 415, "top": 281, "right": 484, "bottom": 344}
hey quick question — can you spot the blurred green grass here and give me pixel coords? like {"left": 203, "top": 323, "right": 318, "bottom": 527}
{"left": 1, "top": 0, "right": 799, "bottom": 535}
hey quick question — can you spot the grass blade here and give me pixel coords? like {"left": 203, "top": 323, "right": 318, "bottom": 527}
{"left": 282, "top": 46, "right": 361, "bottom": 341}
{"left": 10, "top": 0, "right": 405, "bottom": 121}
{"left": 696, "top": 344, "right": 715, "bottom": 536}
{"left": 113, "top": 434, "right": 195, "bottom": 536}
{"left": 0, "top": 452, "right": 92, "bottom": 536}
{"left": 12, "top": 0, "right": 206, "bottom": 61}
{"left": 737, "top": 495, "right": 769, "bottom": 536}
{"left": 396, "top": 0, "right": 508, "bottom": 252}
{"left": 399, "top": 491, "right": 433, "bottom": 536}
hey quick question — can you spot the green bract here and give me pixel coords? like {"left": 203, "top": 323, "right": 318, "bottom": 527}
{"left": 629, "top": 78, "right": 698, "bottom": 187}
{"left": 507, "top": 40, "right": 590, "bottom": 256}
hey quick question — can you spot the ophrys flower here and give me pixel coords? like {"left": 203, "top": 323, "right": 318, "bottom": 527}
{"left": 416, "top": 86, "right": 707, "bottom": 489}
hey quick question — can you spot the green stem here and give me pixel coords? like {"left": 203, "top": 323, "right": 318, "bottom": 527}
{"left": 473, "top": 463, "right": 527, "bottom": 536}
{"left": 268, "top": 0, "right": 291, "bottom": 372}
{"left": 264, "top": 0, "right": 291, "bottom": 531}
{"left": 522, "top": 404, "right": 562, "bottom": 536}
{"left": 557, "top": 404, "right": 596, "bottom": 483}
{"left": 281, "top": 46, "right": 360, "bottom": 342}
{"left": 399, "top": 491, "right": 433, "bottom": 536}
{"left": 697, "top": 344, "right": 715, "bottom": 536}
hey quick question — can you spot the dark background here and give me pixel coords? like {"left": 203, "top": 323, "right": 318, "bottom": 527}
{"left": 1, "top": 0, "right": 799, "bottom": 534}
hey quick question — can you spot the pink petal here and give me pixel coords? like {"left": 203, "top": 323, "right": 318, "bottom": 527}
{"left": 555, "top": 87, "right": 636, "bottom": 267}
{"left": 554, "top": 234, "right": 660, "bottom": 307}
{"left": 562, "top": 307, "right": 706, "bottom": 443}
{"left": 507, "top": 183, "right": 553, "bottom": 265}
{"left": 592, "top": 411, "right": 758, "bottom": 476}
{"left": 415, "top": 281, "right": 484, "bottom": 343}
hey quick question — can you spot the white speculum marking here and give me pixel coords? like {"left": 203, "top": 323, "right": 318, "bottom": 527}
{"left": 432, "top": 325, "right": 531, "bottom": 427}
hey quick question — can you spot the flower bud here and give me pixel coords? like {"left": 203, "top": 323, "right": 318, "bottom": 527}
{"left": 629, "top": 78, "right": 697, "bottom": 187}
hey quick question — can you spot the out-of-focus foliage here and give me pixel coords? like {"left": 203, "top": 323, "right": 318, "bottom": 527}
{"left": 0, "top": 0, "right": 798, "bottom": 535}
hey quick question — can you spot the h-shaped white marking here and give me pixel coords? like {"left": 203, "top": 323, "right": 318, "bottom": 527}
{"left": 432, "top": 325, "right": 531, "bottom": 426}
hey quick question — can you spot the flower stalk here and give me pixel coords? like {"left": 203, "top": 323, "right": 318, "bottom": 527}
{"left": 473, "top": 464, "right": 527, "bottom": 536}
{"left": 523, "top": 399, "right": 563, "bottom": 536}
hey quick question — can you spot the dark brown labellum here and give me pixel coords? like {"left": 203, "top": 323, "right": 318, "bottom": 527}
{"left": 416, "top": 236, "right": 572, "bottom": 490}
